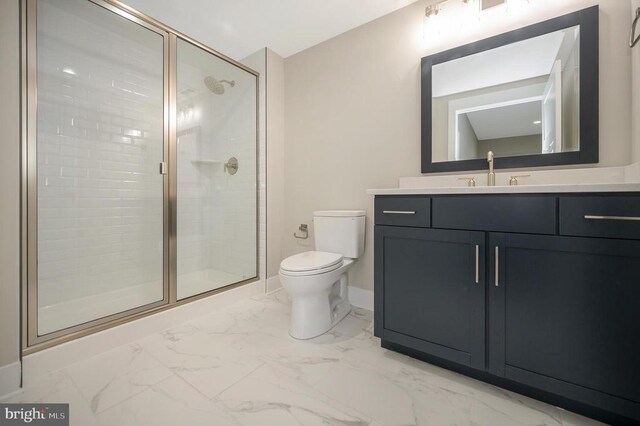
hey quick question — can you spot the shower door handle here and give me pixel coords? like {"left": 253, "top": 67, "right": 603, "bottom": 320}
{"left": 159, "top": 162, "right": 167, "bottom": 175}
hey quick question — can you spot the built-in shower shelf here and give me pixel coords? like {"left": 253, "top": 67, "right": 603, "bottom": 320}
{"left": 190, "top": 159, "right": 223, "bottom": 165}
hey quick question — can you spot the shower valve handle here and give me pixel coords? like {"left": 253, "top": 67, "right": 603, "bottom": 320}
{"left": 224, "top": 157, "right": 239, "bottom": 175}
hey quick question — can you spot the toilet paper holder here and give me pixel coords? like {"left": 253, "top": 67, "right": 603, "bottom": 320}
{"left": 294, "top": 224, "right": 309, "bottom": 239}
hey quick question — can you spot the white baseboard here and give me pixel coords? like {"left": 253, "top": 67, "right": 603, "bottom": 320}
{"left": 349, "top": 286, "right": 373, "bottom": 311}
{"left": 23, "top": 280, "right": 263, "bottom": 386}
{"left": 0, "top": 361, "right": 21, "bottom": 400}
{"left": 266, "top": 275, "right": 282, "bottom": 293}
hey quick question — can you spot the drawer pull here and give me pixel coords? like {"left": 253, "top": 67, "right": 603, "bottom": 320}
{"left": 584, "top": 215, "right": 640, "bottom": 222}
{"left": 382, "top": 210, "right": 416, "bottom": 215}
{"left": 475, "top": 245, "right": 479, "bottom": 284}
{"left": 495, "top": 246, "right": 499, "bottom": 287}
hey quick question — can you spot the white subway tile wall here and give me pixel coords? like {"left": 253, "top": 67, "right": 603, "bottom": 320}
{"left": 176, "top": 39, "right": 258, "bottom": 300}
{"left": 36, "top": 0, "right": 165, "bottom": 334}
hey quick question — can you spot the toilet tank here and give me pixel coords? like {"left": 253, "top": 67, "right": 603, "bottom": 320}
{"left": 313, "top": 210, "right": 366, "bottom": 259}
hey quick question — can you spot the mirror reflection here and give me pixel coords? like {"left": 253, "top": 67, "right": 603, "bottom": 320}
{"left": 432, "top": 25, "right": 580, "bottom": 162}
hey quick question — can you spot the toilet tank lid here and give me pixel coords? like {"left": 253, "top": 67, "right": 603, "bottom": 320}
{"left": 313, "top": 210, "right": 365, "bottom": 217}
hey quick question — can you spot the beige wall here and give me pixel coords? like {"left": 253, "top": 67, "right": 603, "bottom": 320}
{"left": 0, "top": 0, "right": 21, "bottom": 368}
{"left": 284, "top": 0, "right": 633, "bottom": 292}
{"left": 265, "top": 49, "right": 285, "bottom": 282}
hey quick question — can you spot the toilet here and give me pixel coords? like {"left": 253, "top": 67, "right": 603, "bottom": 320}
{"left": 279, "top": 210, "right": 365, "bottom": 339}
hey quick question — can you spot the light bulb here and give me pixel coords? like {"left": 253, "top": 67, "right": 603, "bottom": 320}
{"left": 423, "top": 3, "right": 451, "bottom": 44}
{"left": 462, "top": 0, "right": 479, "bottom": 15}
{"left": 507, "top": 0, "right": 530, "bottom": 14}
{"left": 460, "top": 0, "right": 480, "bottom": 32}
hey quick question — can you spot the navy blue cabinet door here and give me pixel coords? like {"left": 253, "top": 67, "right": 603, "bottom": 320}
{"left": 375, "top": 226, "right": 486, "bottom": 370}
{"left": 489, "top": 233, "right": 640, "bottom": 421}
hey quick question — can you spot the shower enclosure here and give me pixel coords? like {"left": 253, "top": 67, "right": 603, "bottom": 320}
{"left": 21, "top": 0, "right": 258, "bottom": 352}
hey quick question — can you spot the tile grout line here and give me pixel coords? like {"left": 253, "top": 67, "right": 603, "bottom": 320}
{"left": 210, "top": 361, "right": 267, "bottom": 402}
{"left": 47, "top": 369, "right": 101, "bottom": 425}
{"left": 139, "top": 330, "right": 266, "bottom": 404}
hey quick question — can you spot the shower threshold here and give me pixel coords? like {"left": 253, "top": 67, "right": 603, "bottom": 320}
{"left": 38, "top": 268, "right": 247, "bottom": 336}
{"left": 177, "top": 268, "right": 246, "bottom": 300}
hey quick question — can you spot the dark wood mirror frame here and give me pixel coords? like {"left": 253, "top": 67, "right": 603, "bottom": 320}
{"left": 421, "top": 6, "right": 599, "bottom": 174}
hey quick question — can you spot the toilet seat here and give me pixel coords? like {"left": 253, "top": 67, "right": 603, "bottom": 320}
{"left": 280, "top": 251, "right": 343, "bottom": 276}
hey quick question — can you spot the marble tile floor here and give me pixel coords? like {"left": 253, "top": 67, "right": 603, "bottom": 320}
{"left": 7, "top": 290, "right": 605, "bottom": 425}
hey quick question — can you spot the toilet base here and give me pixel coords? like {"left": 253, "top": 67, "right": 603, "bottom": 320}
{"left": 289, "top": 304, "right": 351, "bottom": 340}
{"left": 286, "top": 271, "right": 352, "bottom": 340}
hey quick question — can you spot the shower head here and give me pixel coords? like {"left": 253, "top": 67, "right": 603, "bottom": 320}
{"left": 204, "top": 76, "right": 235, "bottom": 95}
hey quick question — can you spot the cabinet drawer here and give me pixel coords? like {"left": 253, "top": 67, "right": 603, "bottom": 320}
{"left": 560, "top": 195, "right": 640, "bottom": 239}
{"left": 432, "top": 195, "right": 557, "bottom": 234}
{"left": 375, "top": 196, "right": 430, "bottom": 227}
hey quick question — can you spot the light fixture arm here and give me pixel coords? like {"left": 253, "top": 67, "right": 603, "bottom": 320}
{"left": 631, "top": 7, "right": 640, "bottom": 48}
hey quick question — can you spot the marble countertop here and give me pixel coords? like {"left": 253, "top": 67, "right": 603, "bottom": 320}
{"left": 366, "top": 182, "right": 640, "bottom": 195}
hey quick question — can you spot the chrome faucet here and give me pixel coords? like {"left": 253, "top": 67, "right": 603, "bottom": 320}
{"left": 487, "top": 151, "right": 495, "bottom": 186}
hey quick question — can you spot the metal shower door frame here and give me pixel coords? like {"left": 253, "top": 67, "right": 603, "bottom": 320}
{"left": 21, "top": 0, "right": 260, "bottom": 354}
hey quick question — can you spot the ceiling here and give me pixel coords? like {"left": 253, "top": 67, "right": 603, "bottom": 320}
{"left": 432, "top": 28, "right": 569, "bottom": 98}
{"left": 466, "top": 100, "right": 543, "bottom": 140}
{"left": 122, "top": 0, "right": 421, "bottom": 60}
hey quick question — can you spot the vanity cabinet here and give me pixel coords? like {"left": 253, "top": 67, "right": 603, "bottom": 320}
{"left": 374, "top": 194, "right": 640, "bottom": 424}
{"left": 488, "top": 233, "right": 640, "bottom": 421}
{"left": 375, "top": 226, "right": 485, "bottom": 370}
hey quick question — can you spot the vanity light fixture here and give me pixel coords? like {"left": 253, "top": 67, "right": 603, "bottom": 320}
{"left": 462, "top": 0, "right": 479, "bottom": 12}
{"left": 424, "top": 1, "right": 448, "bottom": 40}
{"left": 460, "top": 0, "right": 481, "bottom": 31}
{"left": 506, "top": 0, "right": 531, "bottom": 14}
{"left": 424, "top": 0, "right": 534, "bottom": 42}
{"left": 425, "top": 1, "right": 447, "bottom": 20}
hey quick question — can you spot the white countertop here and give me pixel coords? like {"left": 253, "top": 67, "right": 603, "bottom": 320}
{"left": 366, "top": 182, "right": 640, "bottom": 195}
{"left": 367, "top": 163, "right": 640, "bottom": 195}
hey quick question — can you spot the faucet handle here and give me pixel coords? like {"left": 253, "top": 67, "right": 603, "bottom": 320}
{"left": 458, "top": 177, "right": 476, "bottom": 187}
{"left": 509, "top": 174, "right": 530, "bottom": 186}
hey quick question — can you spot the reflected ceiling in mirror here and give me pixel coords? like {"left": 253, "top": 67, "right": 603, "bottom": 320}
{"left": 432, "top": 25, "right": 580, "bottom": 163}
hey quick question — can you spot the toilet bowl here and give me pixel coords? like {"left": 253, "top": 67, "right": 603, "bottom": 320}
{"left": 280, "top": 252, "right": 354, "bottom": 339}
{"left": 279, "top": 210, "right": 365, "bottom": 339}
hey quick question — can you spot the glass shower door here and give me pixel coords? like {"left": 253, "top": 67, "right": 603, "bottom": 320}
{"left": 175, "top": 39, "right": 257, "bottom": 300}
{"left": 34, "top": 0, "right": 167, "bottom": 336}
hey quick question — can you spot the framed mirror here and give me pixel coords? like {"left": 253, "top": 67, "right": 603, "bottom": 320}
{"left": 421, "top": 6, "right": 598, "bottom": 173}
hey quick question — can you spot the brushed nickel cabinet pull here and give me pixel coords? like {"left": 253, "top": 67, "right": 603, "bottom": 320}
{"left": 584, "top": 215, "right": 640, "bottom": 222}
{"left": 382, "top": 210, "right": 416, "bottom": 215}
{"left": 494, "top": 246, "right": 499, "bottom": 287}
{"left": 475, "top": 245, "right": 479, "bottom": 284}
